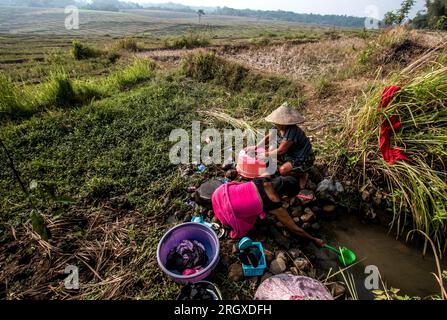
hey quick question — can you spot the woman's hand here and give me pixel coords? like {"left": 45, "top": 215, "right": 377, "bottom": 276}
{"left": 313, "top": 238, "right": 325, "bottom": 248}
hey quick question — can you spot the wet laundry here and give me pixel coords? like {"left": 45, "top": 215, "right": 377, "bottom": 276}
{"left": 166, "top": 240, "right": 208, "bottom": 275}
{"left": 239, "top": 245, "right": 263, "bottom": 268}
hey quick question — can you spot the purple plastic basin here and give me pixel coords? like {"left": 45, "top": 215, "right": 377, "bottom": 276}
{"left": 157, "top": 222, "right": 220, "bottom": 284}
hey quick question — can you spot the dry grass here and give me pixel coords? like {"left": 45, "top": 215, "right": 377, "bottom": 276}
{"left": 0, "top": 204, "right": 176, "bottom": 300}
{"left": 220, "top": 37, "right": 366, "bottom": 80}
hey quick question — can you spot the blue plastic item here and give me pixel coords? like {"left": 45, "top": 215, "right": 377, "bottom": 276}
{"left": 191, "top": 216, "right": 213, "bottom": 229}
{"left": 238, "top": 237, "right": 267, "bottom": 277}
{"left": 238, "top": 237, "right": 253, "bottom": 251}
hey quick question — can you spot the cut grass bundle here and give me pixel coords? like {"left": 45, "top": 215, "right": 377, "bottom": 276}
{"left": 337, "top": 48, "right": 447, "bottom": 254}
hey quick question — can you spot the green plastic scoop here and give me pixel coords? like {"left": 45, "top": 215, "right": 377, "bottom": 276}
{"left": 324, "top": 244, "right": 357, "bottom": 267}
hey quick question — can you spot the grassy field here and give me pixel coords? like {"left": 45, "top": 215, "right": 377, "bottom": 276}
{"left": 0, "top": 5, "right": 446, "bottom": 299}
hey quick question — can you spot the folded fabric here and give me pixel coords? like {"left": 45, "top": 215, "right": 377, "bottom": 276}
{"left": 378, "top": 85, "right": 410, "bottom": 165}
{"left": 182, "top": 267, "right": 204, "bottom": 276}
{"left": 166, "top": 240, "right": 208, "bottom": 274}
{"left": 211, "top": 182, "right": 266, "bottom": 239}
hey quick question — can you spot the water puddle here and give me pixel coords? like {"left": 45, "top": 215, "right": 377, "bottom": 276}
{"left": 320, "top": 213, "right": 446, "bottom": 299}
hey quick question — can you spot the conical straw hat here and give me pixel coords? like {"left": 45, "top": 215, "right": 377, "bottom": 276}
{"left": 265, "top": 102, "right": 305, "bottom": 125}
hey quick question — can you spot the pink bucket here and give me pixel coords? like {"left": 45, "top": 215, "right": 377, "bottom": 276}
{"left": 236, "top": 147, "right": 268, "bottom": 179}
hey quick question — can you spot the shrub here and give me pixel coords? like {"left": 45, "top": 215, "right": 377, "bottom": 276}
{"left": 106, "top": 50, "right": 121, "bottom": 64}
{"left": 314, "top": 77, "right": 334, "bottom": 98}
{"left": 33, "top": 72, "right": 102, "bottom": 109}
{"left": 181, "top": 50, "right": 248, "bottom": 90}
{"left": 164, "top": 33, "right": 210, "bottom": 49}
{"left": 71, "top": 40, "right": 99, "bottom": 60}
{"left": 116, "top": 38, "right": 139, "bottom": 52}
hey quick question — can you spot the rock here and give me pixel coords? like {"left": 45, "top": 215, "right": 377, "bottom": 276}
{"left": 302, "top": 223, "right": 311, "bottom": 230}
{"left": 282, "top": 201, "right": 290, "bottom": 209}
{"left": 276, "top": 221, "right": 284, "bottom": 228}
{"left": 290, "top": 267, "right": 299, "bottom": 275}
{"left": 288, "top": 248, "right": 302, "bottom": 259}
{"left": 301, "top": 208, "right": 315, "bottom": 223}
{"left": 183, "top": 213, "right": 192, "bottom": 222}
{"left": 261, "top": 272, "right": 273, "bottom": 283}
{"left": 335, "top": 181, "right": 344, "bottom": 193}
{"left": 174, "top": 210, "right": 185, "bottom": 220}
{"left": 231, "top": 244, "right": 239, "bottom": 255}
{"left": 306, "top": 180, "right": 317, "bottom": 191}
{"left": 322, "top": 204, "right": 336, "bottom": 213}
{"left": 270, "top": 258, "right": 287, "bottom": 275}
{"left": 311, "top": 206, "right": 322, "bottom": 214}
{"left": 211, "top": 216, "right": 220, "bottom": 223}
{"left": 373, "top": 192, "right": 383, "bottom": 206}
{"left": 311, "top": 223, "right": 320, "bottom": 231}
{"left": 293, "top": 258, "right": 309, "bottom": 270}
{"left": 186, "top": 186, "right": 196, "bottom": 193}
{"left": 289, "top": 197, "right": 300, "bottom": 207}
{"left": 275, "top": 251, "right": 288, "bottom": 263}
{"left": 333, "top": 282, "right": 346, "bottom": 297}
{"left": 228, "top": 263, "right": 244, "bottom": 282}
{"left": 327, "top": 282, "right": 346, "bottom": 298}
{"left": 268, "top": 225, "right": 290, "bottom": 249}
{"left": 361, "top": 190, "right": 370, "bottom": 201}
{"left": 264, "top": 249, "right": 274, "bottom": 266}
{"left": 222, "top": 163, "right": 234, "bottom": 171}
{"left": 366, "top": 207, "right": 377, "bottom": 220}
{"left": 316, "top": 178, "right": 334, "bottom": 193}
{"left": 291, "top": 206, "right": 303, "bottom": 217}
{"left": 293, "top": 217, "right": 300, "bottom": 224}
{"left": 225, "top": 169, "right": 238, "bottom": 180}
{"left": 221, "top": 254, "right": 232, "bottom": 267}
{"left": 317, "top": 191, "right": 336, "bottom": 203}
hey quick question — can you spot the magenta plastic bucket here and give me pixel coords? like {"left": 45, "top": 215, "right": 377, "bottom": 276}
{"left": 157, "top": 222, "right": 220, "bottom": 284}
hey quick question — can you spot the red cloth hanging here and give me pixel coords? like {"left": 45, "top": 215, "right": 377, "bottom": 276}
{"left": 378, "top": 85, "right": 410, "bottom": 165}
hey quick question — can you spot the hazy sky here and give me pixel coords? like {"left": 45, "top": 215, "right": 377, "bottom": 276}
{"left": 135, "top": 0, "right": 427, "bottom": 18}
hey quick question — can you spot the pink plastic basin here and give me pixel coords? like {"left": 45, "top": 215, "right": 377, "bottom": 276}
{"left": 236, "top": 147, "right": 268, "bottom": 179}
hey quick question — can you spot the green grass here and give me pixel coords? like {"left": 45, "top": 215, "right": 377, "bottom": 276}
{"left": 0, "top": 74, "right": 32, "bottom": 119}
{"left": 106, "top": 58, "right": 157, "bottom": 90}
{"left": 0, "top": 52, "right": 308, "bottom": 298}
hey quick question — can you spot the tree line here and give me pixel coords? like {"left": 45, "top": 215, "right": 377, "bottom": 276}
{"left": 385, "top": 0, "right": 447, "bottom": 30}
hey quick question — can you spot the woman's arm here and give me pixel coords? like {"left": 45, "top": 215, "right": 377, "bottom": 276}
{"left": 264, "top": 140, "right": 294, "bottom": 157}
{"left": 270, "top": 207, "right": 324, "bottom": 247}
{"left": 256, "top": 131, "right": 273, "bottom": 149}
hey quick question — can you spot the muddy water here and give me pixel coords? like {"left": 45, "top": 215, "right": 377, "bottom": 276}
{"left": 318, "top": 213, "right": 446, "bottom": 299}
